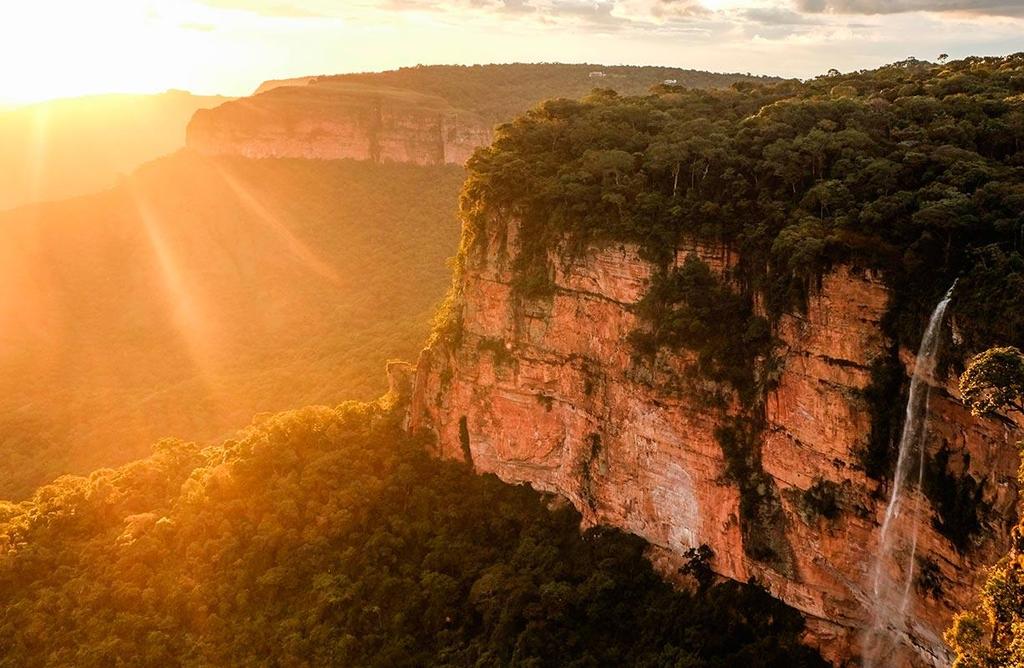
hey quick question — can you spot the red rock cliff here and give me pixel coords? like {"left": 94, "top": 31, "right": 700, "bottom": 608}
{"left": 408, "top": 214, "right": 1022, "bottom": 666}
{"left": 187, "top": 82, "right": 492, "bottom": 165}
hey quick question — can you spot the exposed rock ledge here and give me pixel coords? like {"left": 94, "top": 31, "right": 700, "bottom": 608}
{"left": 407, "top": 215, "right": 1022, "bottom": 667}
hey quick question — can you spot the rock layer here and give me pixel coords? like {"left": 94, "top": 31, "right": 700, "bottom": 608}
{"left": 408, "top": 215, "right": 1022, "bottom": 666}
{"left": 187, "top": 82, "right": 492, "bottom": 165}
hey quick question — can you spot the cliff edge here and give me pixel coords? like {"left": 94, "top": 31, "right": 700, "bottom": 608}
{"left": 408, "top": 216, "right": 1021, "bottom": 666}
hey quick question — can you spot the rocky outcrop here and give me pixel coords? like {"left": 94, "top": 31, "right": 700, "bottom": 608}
{"left": 187, "top": 82, "right": 492, "bottom": 165}
{"left": 408, "top": 215, "right": 1022, "bottom": 666}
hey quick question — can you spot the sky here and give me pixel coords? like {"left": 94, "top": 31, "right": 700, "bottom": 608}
{"left": 1, "top": 0, "right": 1022, "bottom": 105}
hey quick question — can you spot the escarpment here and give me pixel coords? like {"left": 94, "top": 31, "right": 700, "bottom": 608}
{"left": 408, "top": 216, "right": 1022, "bottom": 666}
{"left": 187, "top": 82, "right": 492, "bottom": 165}
{"left": 405, "top": 56, "right": 1024, "bottom": 665}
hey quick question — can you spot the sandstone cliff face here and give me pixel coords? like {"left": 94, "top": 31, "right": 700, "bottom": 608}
{"left": 187, "top": 83, "right": 491, "bottom": 166}
{"left": 408, "top": 215, "right": 1022, "bottom": 666}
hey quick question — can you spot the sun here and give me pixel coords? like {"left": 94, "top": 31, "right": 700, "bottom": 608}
{"left": 0, "top": 0, "right": 217, "bottom": 105}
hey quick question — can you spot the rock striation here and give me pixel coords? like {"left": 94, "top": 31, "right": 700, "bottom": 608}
{"left": 187, "top": 82, "right": 492, "bottom": 165}
{"left": 407, "top": 214, "right": 1022, "bottom": 666}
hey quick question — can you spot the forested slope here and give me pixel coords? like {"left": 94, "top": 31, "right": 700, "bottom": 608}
{"left": 0, "top": 153, "right": 464, "bottom": 498}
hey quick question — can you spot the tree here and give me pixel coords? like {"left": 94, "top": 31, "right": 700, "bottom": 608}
{"left": 959, "top": 347, "right": 1024, "bottom": 417}
{"left": 948, "top": 347, "right": 1024, "bottom": 667}
{"left": 939, "top": 54, "right": 950, "bottom": 64}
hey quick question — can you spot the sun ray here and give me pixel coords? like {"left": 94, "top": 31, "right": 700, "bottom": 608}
{"left": 213, "top": 162, "right": 343, "bottom": 286}
{"left": 129, "top": 186, "right": 223, "bottom": 404}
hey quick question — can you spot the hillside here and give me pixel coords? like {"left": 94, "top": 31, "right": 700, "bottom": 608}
{"left": 0, "top": 91, "right": 228, "bottom": 211}
{"left": 0, "top": 398, "right": 825, "bottom": 667}
{"left": 0, "top": 153, "right": 464, "bottom": 499}
{"left": 274, "top": 63, "right": 783, "bottom": 123}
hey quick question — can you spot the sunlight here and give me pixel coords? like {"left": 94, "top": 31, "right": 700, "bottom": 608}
{"left": 129, "top": 187, "right": 221, "bottom": 395}
{"left": 0, "top": 0, "right": 222, "bottom": 104}
{"left": 214, "top": 164, "right": 343, "bottom": 287}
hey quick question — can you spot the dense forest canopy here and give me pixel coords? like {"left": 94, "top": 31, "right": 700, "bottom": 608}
{"left": 0, "top": 398, "right": 825, "bottom": 667}
{"left": 459, "top": 54, "right": 1024, "bottom": 351}
{"left": 0, "top": 154, "right": 464, "bottom": 499}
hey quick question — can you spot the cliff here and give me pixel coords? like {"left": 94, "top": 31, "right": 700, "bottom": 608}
{"left": 187, "top": 82, "right": 492, "bottom": 165}
{"left": 407, "top": 215, "right": 1022, "bottom": 666}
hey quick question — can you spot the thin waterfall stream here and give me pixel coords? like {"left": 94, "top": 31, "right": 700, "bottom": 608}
{"left": 863, "top": 282, "right": 957, "bottom": 668}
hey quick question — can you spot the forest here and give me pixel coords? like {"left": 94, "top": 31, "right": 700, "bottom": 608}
{"left": 459, "top": 54, "right": 1024, "bottom": 351}
{"left": 0, "top": 397, "right": 825, "bottom": 667}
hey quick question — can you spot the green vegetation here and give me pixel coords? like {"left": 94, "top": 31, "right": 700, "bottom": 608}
{"left": 934, "top": 346, "right": 1024, "bottom": 553}
{"left": 715, "top": 419, "right": 794, "bottom": 575}
{"left": 460, "top": 56, "right": 1024, "bottom": 345}
{"left": 0, "top": 400, "right": 826, "bottom": 667}
{"left": 0, "top": 153, "right": 465, "bottom": 499}
{"left": 629, "top": 254, "right": 771, "bottom": 404}
{"left": 959, "top": 346, "right": 1024, "bottom": 417}
{"left": 923, "top": 446, "right": 989, "bottom": 552}
{"left": 916, "top": 555, "right": 943, "bottom": 598}
{"left": 858, "top": 346, "right": 906, "bottom": 481}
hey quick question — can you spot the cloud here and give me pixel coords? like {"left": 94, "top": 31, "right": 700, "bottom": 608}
{"left": 359, "top": 0, "right": 715, "bottom": 31}
{"left": 645, "top": 0, "right": 711, "bottom": 19}
{"left": 743, "top": 7, "right": 824, "bottom": 24}
{"left": 795, "top": 0, "right": 1024, "bottom": 17}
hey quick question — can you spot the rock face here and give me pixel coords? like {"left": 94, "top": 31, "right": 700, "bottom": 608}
{"left": 408, "top": 215, "right": 1022, "bottom": 666}
{"left": 187, "top": 82, "right": 492, "bottom": 165}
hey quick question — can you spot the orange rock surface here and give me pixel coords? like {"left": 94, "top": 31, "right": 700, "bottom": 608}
{"left": 408, "top": 215, "right": 1022, "bottom": 666}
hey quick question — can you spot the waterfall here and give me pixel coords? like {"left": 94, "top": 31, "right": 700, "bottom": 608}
{"left": 863, "top": 282, "right": 956, "bottom": 667}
